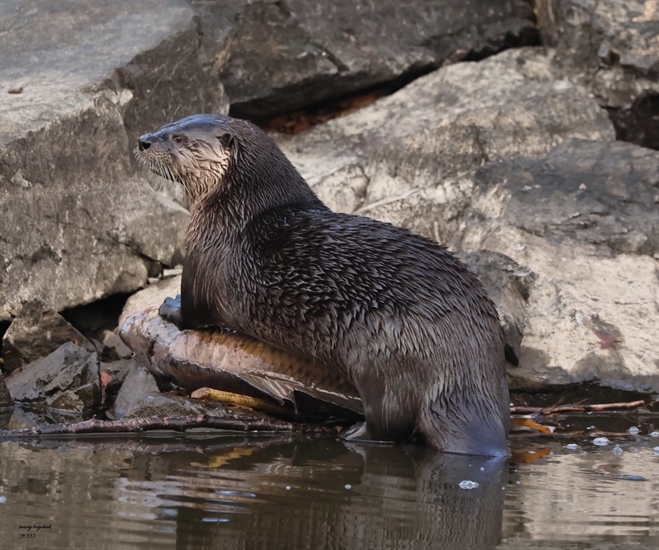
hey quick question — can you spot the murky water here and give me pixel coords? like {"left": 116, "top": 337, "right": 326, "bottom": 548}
{"left": 1, "top": 414, "right": 658, "bottom": 550}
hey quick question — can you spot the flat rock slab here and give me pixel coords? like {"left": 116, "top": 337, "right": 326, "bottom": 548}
{"left": 0, "top": 0, "right": 229, "bottom": 321}
{"left": 274, "top": 47, "right": 615, "bottom": 238}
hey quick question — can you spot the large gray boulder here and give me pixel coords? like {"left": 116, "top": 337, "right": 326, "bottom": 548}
{"left": 459, "top": 139, "right": 659, "bottom": 393}
{"left": 535, "top": 0, "right": 659, "bottom": 149}
{"left": 0, "top": 0, "right": 228, "bottom": 322}
{"left": 194, "top": 0, "right": 537, "bottom": 118}
{"left": 272, "top": 47, "right": 658, "bottom": 394}
{"left": 274, "top": 47, "right": 615, "bottom": 237}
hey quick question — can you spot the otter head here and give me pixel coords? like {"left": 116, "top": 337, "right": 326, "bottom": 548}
{"left": 136, "top": 114, "right": 238, "bottom": 203}
{"left": 137, "top": 114, "right": 324, "bottom": 227}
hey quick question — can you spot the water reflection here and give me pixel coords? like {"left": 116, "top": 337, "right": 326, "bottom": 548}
{"left": 0, "top": 436, "right": 507, "bottom": 550}
{"left": 2, "top": 428, "right": 658, "bottom": 550}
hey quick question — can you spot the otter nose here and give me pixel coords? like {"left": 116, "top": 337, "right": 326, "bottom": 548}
{"left": 138, "top": 134, "right": 153, "bottom": 151}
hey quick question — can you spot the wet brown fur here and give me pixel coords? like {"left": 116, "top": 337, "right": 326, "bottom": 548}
{"left": 137, "top": 114, "right": 510, "bottom": 456}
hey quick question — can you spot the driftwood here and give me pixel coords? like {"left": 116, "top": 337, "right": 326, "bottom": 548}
{"left": 0, "top": 414, "right": 343, "bottom": 439}
{"left": 510, "top": 399, "right": 648, "bottom": 416}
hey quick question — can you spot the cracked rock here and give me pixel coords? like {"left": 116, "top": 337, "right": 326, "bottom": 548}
{"left": 5, "top": 342, "right": 101, "bottom": 411}
{"left": 1, "top": 298, "right": 92, "bottom": 374}
{"left": 535, "top": 0, "right": 659, "bottom": 149}
{"left": 0, "top": 0, "right": 228, "bottom": 322}
{"left": 194, "top": 0, "right": 537, "bottom": 118}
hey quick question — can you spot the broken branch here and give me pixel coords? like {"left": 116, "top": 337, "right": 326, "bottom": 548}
{"left": 0, "top": 414, "right": 342, "bottom": 439}
{"left": 510, "top": 399, "right": 648, "bottom": 416}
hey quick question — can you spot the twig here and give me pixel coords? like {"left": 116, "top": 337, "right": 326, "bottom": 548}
{"left": 511, "top": 400, "right": 648, "bottom": 416}
{"left": 0, "top": 414, "right": 342, "bottom": 439}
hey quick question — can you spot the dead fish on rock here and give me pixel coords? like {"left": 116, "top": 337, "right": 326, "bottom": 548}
{"left": 118, "top": 307, "right": 363, "bottom": 420}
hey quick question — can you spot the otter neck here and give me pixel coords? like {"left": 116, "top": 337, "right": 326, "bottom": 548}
{"left": 185, "top": 150, "right": 326, "bottom": 250}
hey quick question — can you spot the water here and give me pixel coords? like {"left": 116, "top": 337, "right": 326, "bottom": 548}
{"left": 1, "top": 416, "right": 658, "bottom": 549}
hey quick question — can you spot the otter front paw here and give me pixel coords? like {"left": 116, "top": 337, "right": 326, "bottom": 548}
{"left": 158, "top": 294, "right": 184, "bottom": 329}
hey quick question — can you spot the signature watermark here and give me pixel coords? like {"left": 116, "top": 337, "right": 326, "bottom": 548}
{"left": 18, "top": 523, "right": 52, "bottom": 539}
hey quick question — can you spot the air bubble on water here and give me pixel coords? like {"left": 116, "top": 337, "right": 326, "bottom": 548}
{"left": 345, "top": 484, "right": 352, "bottom": 490}
{"left": 285, "top": 486, "right": 291, "bottom": 491}
{"left": 653, "top": 447, "right": 659, "bottom": 454}
{"left": 628, "top": 426, "right": 640, "bottom": 435}
{"left": 0, "top": 496, "right": 6, "bottom": 504}
{"left": 566, "top": 443, "right": 578, "bottom": 450}
{"left": 593, "top": 437, "right": 610, "bottom": 446}
{"left": 480, "top": 467, "right": 485, "bottom": 471}
{"left": 587, "top": 425, "right": 595, "bottom": 430}
{"left": 650, "top": 431, "right": 659, "bottom": 438}
{"left": 459, "top": 480, "right": 479, "bottom": 490}
{"left": 612, "top": 445, "right": 623, "bottom": 456}
{"left": 516, "top": 480, "right": 521, "bottom": 484}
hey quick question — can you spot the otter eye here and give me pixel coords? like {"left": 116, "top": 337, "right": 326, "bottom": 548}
{"left": 172, "top": 134, "right": 184, "bottom": 144}
{"left": 219, "top": 134, "right": 233, "bottom": 148}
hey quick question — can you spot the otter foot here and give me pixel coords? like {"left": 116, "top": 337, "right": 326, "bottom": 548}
{"left": 158, "top": 295, "right": 184, "bottom": 329}
{"left": 341, "top": 422, "right": 396, "bottom": 445}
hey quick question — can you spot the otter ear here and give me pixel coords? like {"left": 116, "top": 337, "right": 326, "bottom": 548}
{"left": 218, "top": 133, "right": 238, "bottom": 162}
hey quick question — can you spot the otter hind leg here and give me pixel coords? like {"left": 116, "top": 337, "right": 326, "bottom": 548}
{"left": 342, "top": 388, "right": 416, "bottom": 444}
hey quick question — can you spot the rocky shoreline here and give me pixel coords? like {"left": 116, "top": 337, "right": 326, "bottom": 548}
{"left": 1, "top": 0, "right": 657, "bottom": 425}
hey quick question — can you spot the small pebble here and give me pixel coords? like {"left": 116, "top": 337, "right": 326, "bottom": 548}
{"left": 459, "top": 480, "right": 479, "bottom": 490}
{"left": 650, "top": 431, "right": 659, "bottom": 438}
{"left": 593, "top": 437, "right": 610, "bottom": 446}
{"left": 612, "top": 445, "right": 623, "bottom": 456}
{"left": 628, "top": 426, "right": 639, "bottom": 435}
{"left": 566, "top": 443, "right": 578, "bottom": 450}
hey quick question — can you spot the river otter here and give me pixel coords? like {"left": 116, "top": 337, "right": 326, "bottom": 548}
{"left": 136, "top": 114, "right": 511, "bottom": 456}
